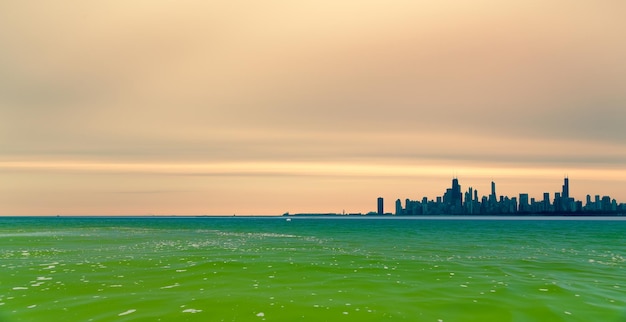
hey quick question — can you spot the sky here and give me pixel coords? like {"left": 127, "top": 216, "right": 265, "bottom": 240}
{"left": 1, "top": 1, "right": 626, "bottom": 215}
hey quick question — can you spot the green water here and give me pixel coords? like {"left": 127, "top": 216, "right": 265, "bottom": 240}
{"left": 1, "top": 217, "right": 625, "bottom": 321}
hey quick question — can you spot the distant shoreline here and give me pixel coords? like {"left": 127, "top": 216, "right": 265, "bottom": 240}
{"left": 284, "top": 211, "right": 626, "bottom": 217}
{"left": 2, "top": 214, "right": 625, "bottom": 220}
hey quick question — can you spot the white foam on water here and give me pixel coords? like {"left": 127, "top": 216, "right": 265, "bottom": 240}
{"left": 182, "top": 309, "right": 202, "bottom": 313}
{"left": 27, "top": 305, "right": 36, "bottom": 309}
{"left": 539, "top": 288, "right": 549, "bottom": 292}
{"left": 256, "top": 312, "right": 265, "bottom": 317}
{"left": 12, "top": 287, "right": 28, "bottom": 290}
{"left": 118, "top": 309, "right": 136, "bottom": 316}
{"left": 160, "top": 283, "right": 180, "bottom": 289}
{"left": 37, "top": 277, "right": 52, "bottom": 281}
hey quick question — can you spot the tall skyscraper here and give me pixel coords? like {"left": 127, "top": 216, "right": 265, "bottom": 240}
{"left": 377, "top": 197, "right": 384, "bottom": 215}
{"left": 451, "top": 178, "right": 462, "bottom": 205}
{"left": 440, "top": 178, "right": 463, "bottom": 214}
{"left": 395, "top": 199, "right": 403, "bottom": 216}
{"left": 491, "top": 181, "right": 496, "bottom": 199}
{"left": 562, "top": 177, "right": 569, "bottom": 200}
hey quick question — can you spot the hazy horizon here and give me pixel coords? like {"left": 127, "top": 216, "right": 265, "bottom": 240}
{"left": 2, "top": 1, "right": 626, "bottom": 215}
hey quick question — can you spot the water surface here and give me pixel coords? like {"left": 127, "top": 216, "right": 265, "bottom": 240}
{"left": 1, "top": 216, "right": 625, "bottom": 321}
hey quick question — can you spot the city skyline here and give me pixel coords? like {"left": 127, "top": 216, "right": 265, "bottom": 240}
{"left": 2, "top": 2, "right": 626, "bottom": 216}
{"left": 378, "top": 177, "right": 625, "bottom": 216}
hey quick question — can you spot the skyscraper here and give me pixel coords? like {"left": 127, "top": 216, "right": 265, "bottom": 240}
{"left": 377, "top": 197, "right": 384, "bottom": 215}
{"left": 395, "top": 199, "right": 403, "bottom": 216}
{"left": 441, "top": 178, "right": 463, "bottom": 214}
{"left": 519, "top": 193, "right": 529, "bottom": 212}
{"left": 543, "top": 192, "right": 551, "bottom": 212}
{"left": 489, "top": 181, "right": 497, "bottom": 210}
{"left": 561, "top": 177, "right": 571, "bottom": 212}
{"left": 443, "top": 179, "right": 462, "bottom": 204}
{"left": 451, "top": 178, "right": 462, "bottom": 205}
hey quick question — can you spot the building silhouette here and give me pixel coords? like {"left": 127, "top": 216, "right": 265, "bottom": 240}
{"left": 383, "top": 177, "right": 625, "bottom": 216}
{"left": 377, "top": 197, "right": 384, "bottom": 215}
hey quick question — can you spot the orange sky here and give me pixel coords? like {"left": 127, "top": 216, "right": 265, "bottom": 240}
{"left": 1, "top": 1, "right": 625, "bottom": 215}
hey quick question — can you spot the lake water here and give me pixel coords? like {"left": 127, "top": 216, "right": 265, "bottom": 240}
{"left": 1, "top": 216, "right": 625, "bottom": 321}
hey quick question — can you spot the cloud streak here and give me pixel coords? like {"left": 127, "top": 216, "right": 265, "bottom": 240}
{"left": 3, "top": 160, "right": 626, "bottom": 182}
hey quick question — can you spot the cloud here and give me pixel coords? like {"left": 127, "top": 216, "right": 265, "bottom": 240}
{"left": 1, "top": 1, "right": 626, "bottom": 214}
